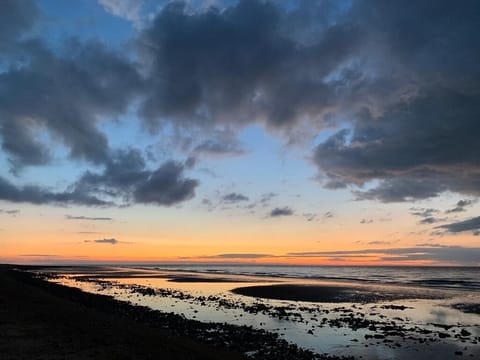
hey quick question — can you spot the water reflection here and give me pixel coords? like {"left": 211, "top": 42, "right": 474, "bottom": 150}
{"left": 46, "top": 267, "right": 480, "bottom": 360}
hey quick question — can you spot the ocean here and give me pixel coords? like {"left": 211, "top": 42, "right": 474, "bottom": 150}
{"left": 137, "top": 264, "right": 480, "bottom": 290}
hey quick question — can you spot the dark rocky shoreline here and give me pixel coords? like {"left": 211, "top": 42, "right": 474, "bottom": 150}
{"left": 2, "top": 266, "right": 353, "bottom": 360}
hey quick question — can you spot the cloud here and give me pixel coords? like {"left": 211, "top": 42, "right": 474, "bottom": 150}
{"left": 199, "top": 253, "right": 272, "bottom": 259}
{"left": 0, "top": 176, "right": 110, "bottom": 206}
{"left": 84, "top": 238, "right": 119, "bottom": 245}
{"left": 437, "top": 216, "right": 480, "bottom": 233}
{"left": 418, "top": 217, "right": 445, "bottom": 225}
{"left": 360, "top": 219, "right": 373, "bottom": 224}
{"left": 410, "top": 207, "right": 439, "bottom": 218}
{"left": 445, "top": 199, "right": 475, "bottom": 214}
{"left": 98, "top": 0, "right": 143, "bottom": 24}
{"left": 19, "top": 254, "right": 58, "bottom": 257}
{"left": 303, "top": 213, "right": 317, "bottom": 222}
{"left": 193, "top": 129, "right": 245, "bottom": 157}
{"left": 0, "top": 0, "right": 39, "bottom": 52}
{"left": 137, "top": 0, "right": 358, "bottom": 133}
{"left": 1, "top": 0, "right": 480, "bottom": 208}
{"left": 0, "top": 209, "right": 19, "bottom": 215}
{"left": 367, "top": 240, "right": 390, "bottom": 245}
{"left": 0, "top": 9, "right": 141, "bottom": 170}
{"left": 222, "top": 192, "right": 249, "bottom": 203}
{"left": 323, "top": 211, "right": 334, "bottom": 218}
{"left": 287, "top": 245, "right": 480, "bottom": 265}
{"left": 310, "top": 1, "right": 480, "bottom": 202}
{"left": 0, "top": 150, "right": 198, "bottom": 207}
{"left": 75, "top": 150, "right": 198, "bottom": 206}
{"left": 66, "top": 215, "right": 112, "bottom": 221}
{"left": 133, "top": 161, "right": 198, "bottom": 205}
{"left": 269, "top": 206, "right": 293, "bottom": 217}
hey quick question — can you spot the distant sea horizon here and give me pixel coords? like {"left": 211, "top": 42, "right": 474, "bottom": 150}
{"left": 21, "top": 263, "right": 480, "bottom": 291}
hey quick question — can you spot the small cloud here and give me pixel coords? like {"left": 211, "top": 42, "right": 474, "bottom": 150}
{"left": 0, "top": 209, "right": 19, "bottom": 215}
{"left": 269, "top": 207, "right": 293, "bottom": 217}
{"left": 260, "top": 192, "right": 277, "bottom": 205}
{"left": 19, "top": 254, "right": 59, "bottom": 257}
{"left": 200, "top": 253, "right": 272, "bottom": 259}
{"left": 367, "top": 240, "right": 390, "bottom": 245}
{"left": 84, "top": 238, "right": 120, "bottom": 245}
{"left": 222, "top": 192, "right": 249, "bottom": 203}
{"left": 418, "top": 217, "right": 446, "bottom": 225}
{"left": 66, "top": 215, "right": 113, "bottom": 221}
{"left": 360, "top": 219, "right": 373, "bottom": 224}
{"left": 410, "top": 207, "right": 440, "bottom": 218}
{"left": 324, "top": 211, "right": 334, "bottom": 218}
{"left": 303, "top": 213, "right": 317, "bottom": 222}
{"left": 445, "top": 199, "right": 476, "bottom": 214}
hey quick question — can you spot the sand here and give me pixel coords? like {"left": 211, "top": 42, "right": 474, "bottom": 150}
{"left": 0, "top": 265, "right": 242, "bottom": 360}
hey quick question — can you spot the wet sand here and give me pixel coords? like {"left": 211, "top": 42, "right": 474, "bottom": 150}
{"left": 231, "top": 283, "right": 443, "bottom": 303}
{"left": 0, "top": 265, "right": 241, "bottom": 360}
{"left": 1, "top": 266, "right": 355, "bottom": 360}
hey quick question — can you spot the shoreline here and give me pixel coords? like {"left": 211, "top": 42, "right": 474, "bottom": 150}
{"left": 0, "top": 265, "right": 352, "bottom": 360}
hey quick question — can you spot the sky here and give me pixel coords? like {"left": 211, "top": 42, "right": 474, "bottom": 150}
{"left": 0, "top": 0, "right": 479, "bottom": 266}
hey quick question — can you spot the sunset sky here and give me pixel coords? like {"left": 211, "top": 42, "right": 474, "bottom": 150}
{"left": 1, "top": 0, "right": 479, "bottom": 266}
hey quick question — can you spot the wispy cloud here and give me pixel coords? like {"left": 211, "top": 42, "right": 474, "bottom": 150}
{"left": 84, "top": 238, "right": 122, "bottom": 245}
{"left": 445, "top": 199, "right": 476, "bottom": 214}
{"left": 0, "top": 209, "right": 19, "bottom": 215}
{"left": 287, "top": 245, "right": 480, "bottom": 265}
{"left": 222, "top": 192, "right": 249, "bottom": 203}
{"left": 198, "top": 253, "right": 272, "bottom": 259}
{"left": 66, "top": 215, "right": 112, "bottom": 221}
{"left": 437, "top": 216, "right": 480, "bottom": 233}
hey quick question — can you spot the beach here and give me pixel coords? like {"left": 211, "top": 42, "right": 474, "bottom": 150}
{"left": 0, "top": 265, "right": 247, "bottom": 360}
{"left": 7, "top": 264, "right": 478, "bottom": 360}
{"left": 1, "top": 265, "right": 354, "bottom": 360}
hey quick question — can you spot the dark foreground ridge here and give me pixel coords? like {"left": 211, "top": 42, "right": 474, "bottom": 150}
{"left": 0, "top": 265, "right": 353, "bottom": 360}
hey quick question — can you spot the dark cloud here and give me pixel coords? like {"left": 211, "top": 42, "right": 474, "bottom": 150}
{"left": 0, "top": 175, "right": 110, "bottom": 206}
{"left": 0, "top": 0, "right": 141, "bottom": 171}
{"left": 1, "top": 0, "right": 479, "bottom": 207}
{"left": 75, "top": 150, "right": 198, "bottom": 206}
{"left": 312, "top": 0, "right": 480, "bottom": 202}
{"left": 0, "top": 150, "right": 198, "bottom": 207}
{"left": 137, "top": 0, "right": 359, "bottom": 133}
{"left": 269, "top": 206, "right": 293, "bottom": 217}
{"left": 418, "top": 217, "right": 445, "bottom": 225}
{"left": 288, "top": 245, "right": 480, "bottom": 264}
{"left": 445, "top": 199, "right": 475, "bottom": 214}
{"left": 222, "top": 192, "right": 249, "bottom": 203}
{"left": 66, "top": 215, "right": 112, "bottom": 221}
{"left": 437, "top": 216, "right": 480, "bottom": 233}
{"left": 360, "top": 219, "right": 373, "bottom": 224}
{"left": 133, "top": 161, "right": 198, "bottom": 205}
{"left": 0, "top": 0, "right": 38, "bottom": 52}
{"left": 410, "top": 207, "right": 439, "bottom": 218}
{"left": 84, "top": 238, "right": 119, "bottom": 245}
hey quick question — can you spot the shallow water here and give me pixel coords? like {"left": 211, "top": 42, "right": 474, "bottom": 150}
{"left": 45, "top": 266, "right": 480, "bottom": 359}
